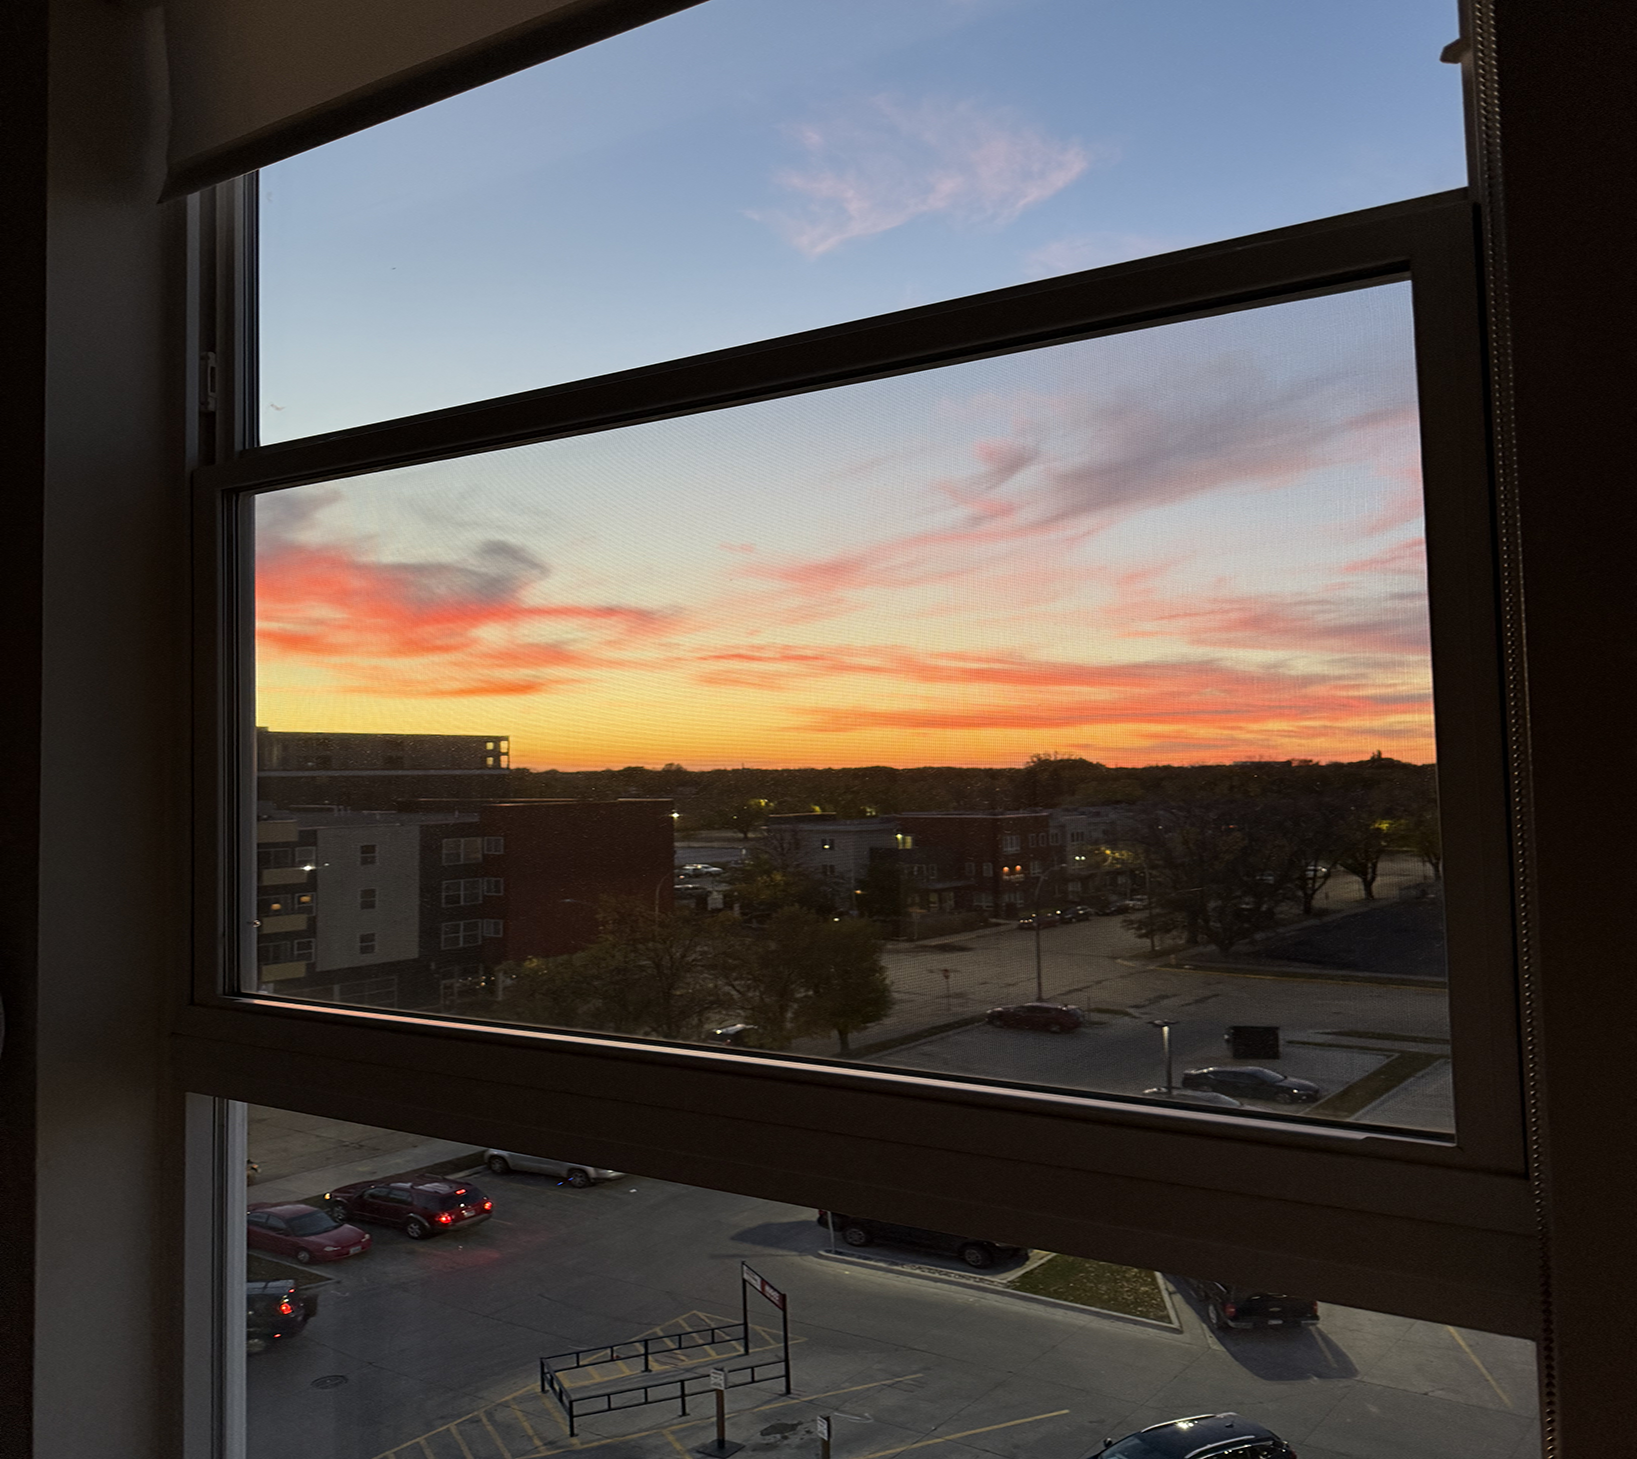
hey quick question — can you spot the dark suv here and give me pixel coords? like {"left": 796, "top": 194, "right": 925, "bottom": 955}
{"left": 1092, "top": 1412, "right": 1296, "bottom": 1458}
{"left": 324, "top": 1176, "right": 493, "bottom": 1239}
{"left": 1188, "top": 1280, "right": 1320, "bottom": 1331}
{"left": 246, "top": 1278, "right": 316, "bottom": 1354}
{"left": 817, "top": 1212, "right": 1025, "bottom": 1269}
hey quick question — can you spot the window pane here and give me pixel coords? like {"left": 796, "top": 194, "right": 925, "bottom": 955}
{"left": 251, "top": 283, "right": 1454, "bottom": 1133}
{"left": 257, "top": 0, "right": 1465, "bottom": 442}
{"left": 240, "top": 1103, "right": 1538, "bottom": 1459}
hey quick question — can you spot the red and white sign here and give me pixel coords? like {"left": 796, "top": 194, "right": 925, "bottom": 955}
{"left": 740, "top": 1262, "right": 787, "bottom": 1310}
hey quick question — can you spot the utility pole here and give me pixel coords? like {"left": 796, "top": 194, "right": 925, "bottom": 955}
{"left": 1150, "top": 1019, "right": 1176, "bottom": 1094}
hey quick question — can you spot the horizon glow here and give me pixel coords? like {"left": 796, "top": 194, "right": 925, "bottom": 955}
{"left": 255, "top": 282, "right": 1437, "bottom": 772}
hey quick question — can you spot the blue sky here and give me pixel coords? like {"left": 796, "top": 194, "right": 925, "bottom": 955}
{"left": 257, "top": 0, "right": 1465, "bottom": 443}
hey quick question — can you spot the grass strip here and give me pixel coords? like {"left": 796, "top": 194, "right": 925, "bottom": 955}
{"left": 1008, "top": 1256, "right": 1169, "bottom": 1322}
{"left": 1309, "top": 1051, "right": 1445, "bottom": 1119}
{"left": 1318, "top": 1030, "right": 1451, "bottom": 1045}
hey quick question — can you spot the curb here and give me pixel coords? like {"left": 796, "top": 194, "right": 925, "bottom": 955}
{"left": 812, "top": 1249, "right": 1182, "bottom": 1332}
{"left": 1126, "top": 956, "right": 1444, "bottom": 990}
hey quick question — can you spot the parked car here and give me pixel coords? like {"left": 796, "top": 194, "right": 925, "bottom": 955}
{"left": 1091, "top": 1413, "right": 1295, "bottom": 1458}
{"left": 986, "top": 1001, "right": 1084, "bottom": 1033}
{"left": 1097, "top": 899, "right": 1133, "bottom": 916}
{"left": 324, "top": 1176, "right": 493, "bottom": 1239}
{"left": 1180, "top": 1067, "right": 1321, "bottom": 1104}
{"left": 816, "top": 1212, "right": 1025, "bottom": 1270}
{"left": 679, "top": 863, "right": 723, "bottom": 876}
{"left": 1187, "top": 1279, "right": 1320, "bottom": 1330}
{"left": 485, "top": 1149, "right": 623, "bottom": 1186}
{"left": 245, "top": 1277, "right": 317, "bottom": 1354}
{"left": 246, "top": 1202, "right": 370, "bottom": 1264}
{"left": 1144, "top": 1088, "right": 1244, "bottom": 1109}
{"left": 1016, "top": 911, "right": 1063, "bottom": 929}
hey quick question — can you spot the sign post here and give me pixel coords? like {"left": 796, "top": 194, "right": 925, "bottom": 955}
{"left": 818, "top": 1414, "right": 831, "bottom": 1459}
{"left": 694, "top": 1368, "right": 741, "bottom": 1458}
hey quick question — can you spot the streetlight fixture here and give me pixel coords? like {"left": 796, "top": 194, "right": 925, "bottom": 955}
{"left": 1149, "top": 1019, "right": 1177, "bottom": 1095}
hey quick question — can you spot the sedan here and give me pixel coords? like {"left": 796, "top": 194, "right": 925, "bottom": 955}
{"left": 1092, "top": 1412, "right": 1295, "bottom": 1458}
{"left": 485, "top": 1149, "right": 623, "bottom": 1186}
{"left": 247, "top": 1202, "right": 370, "bottom": 1264}
{"left": 986, "top": 1002, "right": 1084, "bottom": 1033}
{"left": 1180, "top": 1066, "right": 1321, "bottom": 1104}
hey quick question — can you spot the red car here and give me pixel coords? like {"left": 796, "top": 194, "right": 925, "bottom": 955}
{"left": 323, "top": 1176, "right": 493, "bottom": 1240}
{"left": 986, "top": 1001, "right": 1084, "bottom": 1033}
{"left": 247, "top": 1202, "right": 371, "bottom": 1264}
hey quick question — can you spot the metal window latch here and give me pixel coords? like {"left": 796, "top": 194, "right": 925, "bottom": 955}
{"left": 199, "top": 350, "right": 219, "bottom": 413}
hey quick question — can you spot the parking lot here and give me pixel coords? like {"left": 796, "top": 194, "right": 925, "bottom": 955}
{"left": 246, "top": 1152, "right": 1535, "bottom": 1459}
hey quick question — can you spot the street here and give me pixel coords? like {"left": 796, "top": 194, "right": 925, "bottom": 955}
{"left": 246, "top": 1154, "right": 1535, "bottom": 1459}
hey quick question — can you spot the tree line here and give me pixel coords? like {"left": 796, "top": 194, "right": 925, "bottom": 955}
{"left": 493, "top": 898, "right": 894, "bottom": 1054}
{"left": 1121, "top": 775, "right": 1441, "bottom": 955}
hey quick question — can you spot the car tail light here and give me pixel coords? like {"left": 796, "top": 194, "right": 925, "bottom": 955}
{"left": 1223, "top": 1303, "right": 1238, "bottom": 1317}
{"left": 278, "top": 1300, "right": 294, "bottom": 1315}
{"left": 436, "top": 1211, "right": 453, "bottom": 1223}
{"left": 482, "top": 1199, "right": 492, "bottom": 1211}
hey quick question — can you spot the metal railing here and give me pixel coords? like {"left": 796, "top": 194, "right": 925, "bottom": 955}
{"left": 539, "top": 1323, "right": 791, "bottom": 1438}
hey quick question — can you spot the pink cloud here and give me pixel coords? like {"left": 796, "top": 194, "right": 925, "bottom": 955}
{"left": 752, "top": 95, "right": 1098, "bottom": 257}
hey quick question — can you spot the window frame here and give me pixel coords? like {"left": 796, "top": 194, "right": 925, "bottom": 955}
{"left": 180, "top": 184, "right": 1534, "bottom": 1336}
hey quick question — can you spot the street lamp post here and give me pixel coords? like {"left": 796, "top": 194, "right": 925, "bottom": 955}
{"left": 1150, "top": 1019, "right": 1176, "bottom": 1095}
{"left": 1030, "top": 870, "right": 1052, "bottom": 1000}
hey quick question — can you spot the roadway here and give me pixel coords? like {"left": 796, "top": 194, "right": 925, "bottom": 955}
{"left": 245, "top": 1160, "right": 1536, "bottom": 1459}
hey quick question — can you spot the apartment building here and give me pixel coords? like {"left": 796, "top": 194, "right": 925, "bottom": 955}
{"left": 256, "top": 727, "right": 512, "bottom": 810}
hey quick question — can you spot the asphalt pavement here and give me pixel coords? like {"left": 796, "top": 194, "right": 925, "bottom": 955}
{"left": 245, "top": 1160, "right": 1536, "bottom": 1459}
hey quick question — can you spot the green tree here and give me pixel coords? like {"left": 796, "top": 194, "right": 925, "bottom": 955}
{"left": 496, "top": 900, "right": 745, "bottom": 1040}
{"left": 784, "top": 912, "right": 893, "bottom": 1054}
{"left": 724, "top": 828, "right": 837, "bottom": 917}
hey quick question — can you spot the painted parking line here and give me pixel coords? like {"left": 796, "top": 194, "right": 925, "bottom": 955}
{"left": 852, "top": 1410, "right": 1072, "bottom": 1459}
{"left": 1447, "top": 1326, "right": 1514, "bottom": 1408}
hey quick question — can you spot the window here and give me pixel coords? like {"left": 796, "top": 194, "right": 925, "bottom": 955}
{"left": 192, "top": 9, "right": 1542, "bottom": 1449}
{"left": 1049, "top": 831, "right": 1062, "bottom": 846}
{"left": 482, "top": 877, "right": 504, "bottom": 896}
{"left": 292, "top": 939, "right": 315, "bottom": 959}
{"left": 442, "top": 878, "right": 482, "bottom": 907}
{"left": 482, "top": 836, "right": 504, "bottom": 855}
{"left": 294, "top": 844, "right": 317, "bottom": 866}
{"left": 257, "top": 847, "right": 292, "bottom": 869}
{"left": 358, "top": 888, "right": 376, "bottom": 911}
{"left": 820, "top": 864, "right": 836, "bottom": 877}
{"left": 481, "top": 920, "right": 504, "bottom": 939}
{"left": 983, "top": 863, "right": 993, "bottom": 878}
{"left": 820, "top": 838, "right": 834, "bottom": 851}
{"left": 359, "top": 843, "right": 378, "bottom": 865}
{"left": 357, "top": 932, "right": 377, "bottom": 955}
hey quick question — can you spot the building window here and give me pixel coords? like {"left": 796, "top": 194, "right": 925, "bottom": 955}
{"left": 358, "top": 933, "right": 377, "bottom": 955}
{"left": 359, "top": 843, "right": 378, "bottom": 865}
{"left": 481, "top": 919, "right": 505, "bottom": 938}
{"left": 358, "top": 888, "right": 377, "bottom": 911}
{"left": 820, "top": 838, "right": 834, "bottom": 850}
{"left": 482, "top": 836, "right": 504, "bottom": 854}
{"left": 441, "top": 920, "right": 482, "bottom": 949}
{"left": 1048, "top": 831, "right": 1062, "bottom": 845}
{"left": 442, "top": 836, "right": 483, "bottom": 865}
{"left": 821, "top": 863, "right": 837, "bottom": 877}
{"left": 1069, "top": 831, "right": 1085, "bottom": 843}
{"left": 257, "top": 847, "right": 293, "bottom": 869}
{"left": 443, "top": 877, "right": 483, "bottom": 907}
{"left": 1002, "top": 836, "right": 1021, "bottom": 852}
{"left": 895, "top": 834, "right": 914, "bottom": 850}
{"left": 482, "top": 877, "right": 504, "bottom": 896}
{"left": 983, "top": 862, "right": 993, "bottom": 877}
{"left": 291, "top": 939, "right": 314, "bottom": 959}
{"left": 256, "top": 942, "right": 291, "bottom": 965}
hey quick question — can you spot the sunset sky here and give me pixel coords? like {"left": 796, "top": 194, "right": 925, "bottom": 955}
{"left": 255, "top": 283, "right": 1438, "bottom": 770}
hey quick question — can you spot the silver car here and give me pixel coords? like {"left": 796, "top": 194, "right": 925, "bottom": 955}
{"left": 483, "top": 1149, "right": 622, "bottom": 1187}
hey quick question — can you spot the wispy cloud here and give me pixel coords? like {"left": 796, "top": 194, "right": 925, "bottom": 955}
{"left": 753, "top": 95, "right": 1099, "bottom": 257}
